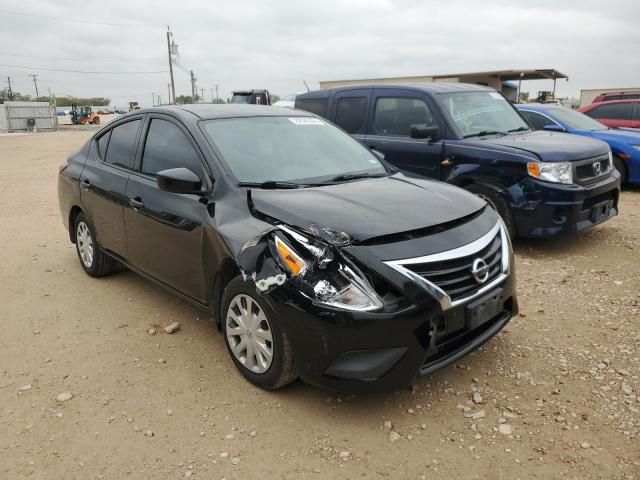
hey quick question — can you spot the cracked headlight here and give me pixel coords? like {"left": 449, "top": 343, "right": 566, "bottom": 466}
{"left": 527, "top": 161, "right": 573, "bottom": 185}
{"left": 313, "top": 264, "right": 383, "bottom": 312}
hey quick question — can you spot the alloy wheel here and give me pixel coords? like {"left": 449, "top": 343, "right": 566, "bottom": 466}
{"left": 226, "top": 294, "right": 274, "bottom": 373}
{"left": 76, "top": 221, "right": 94, "bottom": 268}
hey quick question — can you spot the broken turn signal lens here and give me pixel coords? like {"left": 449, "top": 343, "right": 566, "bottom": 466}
{"left": 275, "top": 236, "right": 307, "bottom": 276}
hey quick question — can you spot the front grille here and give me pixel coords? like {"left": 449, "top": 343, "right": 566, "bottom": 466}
{"left": 384, "top": 223, "right": 508, "bottom": 310}
{"left": 574, "top": 154, "right": 611, "bottom": 185}
{"left": 405, "top": 232, "right": 502, "bottom": 303}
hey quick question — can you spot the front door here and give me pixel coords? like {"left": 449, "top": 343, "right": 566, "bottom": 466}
{"left": 363, "top": 90, "right": 444, "bottom": 179}
{"left": 124, "top": 115, "right": 210, "bottom": 302}
{"left": 79, "top": 117, "right": 143, "bottom": 259}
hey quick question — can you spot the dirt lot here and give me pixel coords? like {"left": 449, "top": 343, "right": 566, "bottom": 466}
{"left": 1, "top": 131, "right": 638, "bottom": 480}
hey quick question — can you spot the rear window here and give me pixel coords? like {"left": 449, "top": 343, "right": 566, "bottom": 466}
{"left": 587, "top": 103, "right": 633, "bottom": 120}
{"left": 104, "top": 120, "right": 141, "bottom": 169}
{"left": 295, "top": 98, "right": 328, "bottom": 118}
{"left": 97, "top": 130, "right": 111, "bottom": 160}
{"left": 335, "top": 97, "right": 367, "bottom": 134}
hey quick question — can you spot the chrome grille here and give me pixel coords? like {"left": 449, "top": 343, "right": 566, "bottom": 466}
{"left": 574, "top": 154, "right": 611, "bottom": 185}
{"left": 384, "top": 222, "right": 509, "bottom": 310}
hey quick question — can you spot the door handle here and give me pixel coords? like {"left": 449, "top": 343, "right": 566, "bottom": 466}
{"left": 129, "top": 197, "right": 144, "bottom": 209}
{"left": 80, "top": 179, "right": 91, "bottom": 190}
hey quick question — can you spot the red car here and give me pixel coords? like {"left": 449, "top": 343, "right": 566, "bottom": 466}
{"left": 578, "top": 99, "right": 640, "bottom": 129}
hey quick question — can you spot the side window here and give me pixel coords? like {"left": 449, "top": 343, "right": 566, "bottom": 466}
{"left": 141, "top": 118, "right": 203, "bottom": 177}
{"left": 587, "top": 103, "right": 633, "bottom": 120}
{"left": 373, "top": 97, "right": 436, "bottom": 136}
{"left": 97, "top": 130, "right": 111, "bottom": 160}
{"left": 334, "top": 97, "right": 367, "bottom": 134}
{"left": 520, "top": 111, "right": 556, "bottom": 130}
{"left": 295, "top": 98, "right": 328, "bottom": 118}
{"left": 104, "top": 120, "right": 141, "bottom": 169}
{"left": 634, "top": 104, "right": 640, "bottom": 120}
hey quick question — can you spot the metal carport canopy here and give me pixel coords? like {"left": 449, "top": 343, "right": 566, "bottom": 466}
{"left": 434, "top": 69, "right": 569, "bottom": 81}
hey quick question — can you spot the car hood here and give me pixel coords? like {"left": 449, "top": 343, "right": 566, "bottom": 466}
{"left": 587, "top": 128, "right": 640, "bottom": 145}
{"left": 249, "top": 173, "right": 485, "bottom": 244}
{"left": 477, "top": 130, "right": 609, "bottom": 162}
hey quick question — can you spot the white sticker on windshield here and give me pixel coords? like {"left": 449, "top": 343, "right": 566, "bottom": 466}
{"left": 489, "top": 92, "right": 505, "bottom": 100}
{"left": 288, "top": 117, "right": 324, "bottom": 125}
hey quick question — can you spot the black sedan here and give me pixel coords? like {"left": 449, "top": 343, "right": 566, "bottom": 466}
{"left": 58, "top": 105, "right": 518, "bottom": 392}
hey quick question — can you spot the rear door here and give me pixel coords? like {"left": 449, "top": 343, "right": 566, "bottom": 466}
{"left": 123, "top": 114, "right": 210, "bottom": 302}
{"left": 79, "top": 117, "right": 143, "bottom": 259}
{"left": 329, "top": 88, "right": 371, "bottom": 144}
{"left": 632, "top": 103, "right": 640, "bottom": 129}
{"left": 363, "top": 88, "right": 444, "bottom": 179}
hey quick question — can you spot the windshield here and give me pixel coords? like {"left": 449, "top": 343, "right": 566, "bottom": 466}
{"left": 437, "top": 91, "right": 530, "bottom": 138}
{"left": 546, "top": 107, "right": 607, "bottom": 131}
{"left": 230, "top": 94, "right": 252, "bottom": 104}
{"left": 202, "top": 116, "right": 387, "bottom": 184}
{"left": 282, "top": 94, "right": 297, "bottom": 101}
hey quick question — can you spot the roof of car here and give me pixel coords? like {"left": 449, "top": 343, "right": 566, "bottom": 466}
{"left": 297, "top": 83, "right": 495, "bottom": 99}
{"left": 515, "top": 103, "right": 562, "bottom": 111}
{"left": 133, "top": 104, "right": 312, "bottom": 120}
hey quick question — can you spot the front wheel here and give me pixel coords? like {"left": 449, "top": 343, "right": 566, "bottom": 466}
{"left": 221, "top": 276, "right": 297, "bottom": 390}
{"left": 613, "top": 155, "right": 628, "bottom": 185}
{"left": 466, "top": 184, "right": 516, "bottom": 238}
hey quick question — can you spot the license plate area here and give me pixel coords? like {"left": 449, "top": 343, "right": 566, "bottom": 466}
{"left": 590, "top": 200, "right": 612, "bottom": 224}
{"left": 466, "top": 288, "right": 504, "bottom": 330}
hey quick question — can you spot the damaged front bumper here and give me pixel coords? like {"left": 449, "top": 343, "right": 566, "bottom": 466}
{"left": 265, "top": 270, "right": 517, "bottom": 393}
{"left": 235, "top": 204, "right": 518, "bottom": 393}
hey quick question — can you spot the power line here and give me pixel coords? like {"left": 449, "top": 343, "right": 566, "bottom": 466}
{"left": 0, "top": 51, "right": 165, "bottom": 66}
{"left": 0, "top": 9, "right": 162, "bottom": 28}
{"left": 0, "top": 64, "right": 167, "bottom": 75}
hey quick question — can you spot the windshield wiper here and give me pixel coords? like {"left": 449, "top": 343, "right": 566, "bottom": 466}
{"left": 322, "top": 172, "right": 388, "bottom": 183}
{"left": 237, "top": 181, "right": 302, "bottom": 189}
{"left": 463, "top": 130, "right": 507, "bottom": 138}
{"left": 507, "top": 126, "right": 530, "bottom": 133}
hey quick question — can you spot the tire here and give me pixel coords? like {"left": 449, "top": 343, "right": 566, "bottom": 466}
{"left": 74, "top": 213, "right": 117, "bottom": 277}
{"left": 221, "top": 276, "right": 297, "bottom": 390}
{"left": 466, "top": 184, "right": 516, "bottom": 238}
{"left": 92, "top": 117, "right": 100, "bottom": 125}
{"left": 613, "top": 155, "right": 628, "bottom": 186}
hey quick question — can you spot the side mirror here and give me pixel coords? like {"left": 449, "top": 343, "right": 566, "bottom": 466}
{"left": 156, "top": 167, "right": 204, "bottom": 195}
{"left": 411, "top": 124, "right": 440, "bottom": 140}
{"left": 543, "top": 124, "right": 566, "bottom": 133}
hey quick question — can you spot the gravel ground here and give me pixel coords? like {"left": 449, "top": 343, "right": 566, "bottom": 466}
{"left": 1, "top": 131, "right": 638, "bottom": 480}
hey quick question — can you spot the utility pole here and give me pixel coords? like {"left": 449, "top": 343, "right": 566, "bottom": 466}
{"left": 214, "top": 84, "right": 219, "bottom": 103}
{"left": 6, "top": 76, "right": 13, "bottom": 100}
{"left": 166, "top": 26, "right": 176, "bottom": 104}
{"left": 167, "top": 83, "right": 171, "bottom": 105}
{"left": 152, "top": 92, "right": 155, "bottom": 106}
{"left": 28, "top": 74, "right": 39, "bottom": 98}
{"left": 200, "top": 88, "right": 205, "bottom": 103}
{"left": 190, "top": 70, "right": 197, "bottom": 101}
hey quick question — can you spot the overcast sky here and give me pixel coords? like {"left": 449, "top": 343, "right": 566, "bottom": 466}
{"left": 1, "top": 0, "right": 639, "bottom": 107}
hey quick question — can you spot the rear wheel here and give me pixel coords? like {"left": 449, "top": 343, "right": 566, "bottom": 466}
{"left": 74, "top": 213, "right": 117, "bottom": 277}
{"left": 466, "top": 184, "right": 516, "bottom": 238}
{"left": 92, "top": 116, "right": 100, "bottom": 125}
{"left": 222, "top": 276, "right": 297, "bottom": 390}
{"left": 613, "top": 154, "right": 628, "bottom": 185}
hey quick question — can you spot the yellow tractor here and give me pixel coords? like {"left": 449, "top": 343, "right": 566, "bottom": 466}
{"left": 70, "top": 104, "right": 100, "bottom": 125}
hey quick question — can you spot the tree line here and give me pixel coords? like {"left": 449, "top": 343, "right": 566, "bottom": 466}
{"left": 0, "top": 90, "right": 110, "bottom": 106}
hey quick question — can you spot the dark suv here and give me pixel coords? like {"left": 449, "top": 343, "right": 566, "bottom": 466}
{"left": 58, "top": 105, "right": 517, "bottom": 393}
{"left": 295, "top": 84, "right": 621, "bottom": 238}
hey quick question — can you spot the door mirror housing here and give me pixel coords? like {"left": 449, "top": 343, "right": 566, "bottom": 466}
{"left": 543, "top": 124, "right": 566, "bottom": 133}
{"left": 156, "top": 168, "right": 204, "bottom": 195}
{"left": 411, "top": 124, "right": 440, "bottom": 140}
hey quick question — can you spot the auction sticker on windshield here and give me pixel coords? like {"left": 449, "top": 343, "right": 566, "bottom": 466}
{"left": 288, "top": 117, "right": 324, "bottom": 125}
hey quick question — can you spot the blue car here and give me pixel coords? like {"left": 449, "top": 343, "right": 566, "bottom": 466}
{"left": 516, "top": 103, "right": 640, "bottom": 185}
